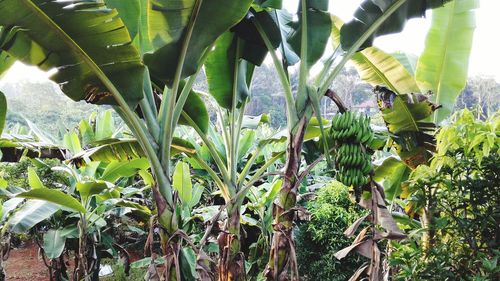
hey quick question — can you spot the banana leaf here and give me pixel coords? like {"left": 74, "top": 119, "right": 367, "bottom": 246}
{"left": 71, "top": 137, "right": 195, "bottom": 164}
{"left": 143, "top": 0, "right": 253, "bottom": 83}
{"left": 340, "top": 0, "right": 452, "bottom": 51}
{"left": 416, "top": 0, "right": 478, "bottom": 123}
{"left": 0, "top": 0, "right": 145, "bottom": 106}
{"left": 375, "top": 86, "right": 439, "bottom": 169}
{"left": 331, "top": 16, "right": 419, "bottom": 95}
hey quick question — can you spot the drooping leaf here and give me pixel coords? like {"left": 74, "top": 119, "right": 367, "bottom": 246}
{"left": 0, "top": 0, "right": 145, "bottom": 105}
{"left": 415, "top": 0, "right": 478, "bottom": 123}
{"left": 287, "top": 0, "right": 331, "bottom": 68}
{"left": 340, "top": 0, "right": 452, "bottom": 51}
{"left": 359, "top": 187, "right": 406, "bottom": 239}
{"left": 76, "top": 181, "right": 109, "bottom": 202}
{"left": 17, "top": 189, "right": 85, "bottom": 213}
{"left": 173, "top": 162, "right": 192, "bottom": 205}
{"left": 143, "top": 0, "right": 253, "bottom": 82}
{"left": 71, "top": 138, "right": 196, "bottom": 164}
{"left": 100, "top": 158, "right": 149, "bottom": 182}
{"left": 43, "top": 229, "right": 66, "bottom": 259}
{"left": 373, "top": 157, "right": 410, "bottom": 199}
{"left": 176, "top": 82, "right": 209, "bottom": 133}
{"left": 232, "top": 9, "right": 284, "bottom": 66}
{"left": 204, "top": 32, "right": 252, "bottom": 109}
{"left": 9, "top": 200, "right": 59, "bottom": 233}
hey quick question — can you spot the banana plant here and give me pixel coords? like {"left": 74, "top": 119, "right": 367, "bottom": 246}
{"left": 181, "top": 55, "right": 287, "bottom": 279}
{"left": 0, "top": 1, "right": 252, "bottom": 279}
{"left": 328, "top": 1, "right": 477, "bottom": 277}
{"left": 248, "top": 0, "right": 459, "bottom": 279}
{"left": 331, "top": 0, "right": 478, "bottom": 171}
{"left": 12, "top": 160, "right": 152, "bottom": 280}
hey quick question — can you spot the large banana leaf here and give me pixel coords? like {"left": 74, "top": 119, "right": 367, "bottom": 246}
{"left": 286, "top": 0, "right": 331, "bottom": 68}
{"left": 340, "top": 0, "right": 452, "bottom": 51}
{"left": 104, "top": 0, "right": 153, "bottom": 54}
{"left": 204, "top": 32, "right": 253, "bottom": 109}
{"left": 375, "top": 86, "right": 438, "bottom": 169}
{"left": 143, "top": 0, "right": 253, "bottom": 82}
{"left": 71, "top": 138, "right": 195, "bottom": 164}
{"left": 350, "top": 48, "right": 420, "bottom": 94}
{"left": 416, "top": 0, "right": 478, "bottom": 123}
{"left": 331, "top": 16, "right": 419, "bottom": 94}
{"left": 43, "top": 229, "right": 66, "bottom": 259}
{"left": 17, "top": 189, "right": 86, "bottom": 213}
{"left": 232, "top": 10, "right": 282, "bottom": 66}
{"left": 9, "top": 199, "right": 59, "bottom": 233}
{"left": 0, "top": 0, "right": 144, "bottom": 105}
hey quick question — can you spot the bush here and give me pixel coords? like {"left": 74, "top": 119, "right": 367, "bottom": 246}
{"left": 296, "top": 181, "right": 367, "bottom": 281}
{"left": 0, "top": 158, "right": 68, "bottom": 189}
{"left": 390, "top": 109, "right": 500, "bottom": 280}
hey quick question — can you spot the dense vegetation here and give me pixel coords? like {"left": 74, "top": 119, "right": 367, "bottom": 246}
{"left": 0, "top": 1, "right": 497, "bottom": 281}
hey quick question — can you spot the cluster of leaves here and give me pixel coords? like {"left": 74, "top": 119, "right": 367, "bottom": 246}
{"left": 390, "top": 109, "right": 500, "bottom": 280}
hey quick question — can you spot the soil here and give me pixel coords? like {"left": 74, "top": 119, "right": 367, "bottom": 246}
{"left": 4, "top": 241, "right": 49, "bottom": 281}
{"left": 3, "top": 241, "right": 146, "bottom": 281}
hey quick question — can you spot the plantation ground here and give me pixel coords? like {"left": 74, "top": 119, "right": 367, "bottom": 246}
{"left": 4, "top": 241, "right": 47, "bottom": 281}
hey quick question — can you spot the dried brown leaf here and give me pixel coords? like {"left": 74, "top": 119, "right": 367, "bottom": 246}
{"left": 344, "top": 214, "right": 369, "bottom": 238}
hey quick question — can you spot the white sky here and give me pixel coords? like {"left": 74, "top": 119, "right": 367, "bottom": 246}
{"left": 1, "top": 0, "right": 498, "bottom": 83}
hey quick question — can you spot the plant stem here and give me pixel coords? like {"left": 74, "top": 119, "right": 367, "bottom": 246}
{"left": 160, "top": 0, "right": 203, "bottom": 172}
{"left": 181, "top": 111, "right": 232, "bottom": 191}
{"left": 252, "top": 16, "right": 297, "bottom": 130}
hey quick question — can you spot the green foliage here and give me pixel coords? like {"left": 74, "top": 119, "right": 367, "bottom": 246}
{"left": 296, "top": 181, "right": 367, "bottom": 280}
{"left": 0, "top": 158, "right": 68, "bottom": 189}
{"left": 391, "top": 109, "right": 500, "bottom": 280}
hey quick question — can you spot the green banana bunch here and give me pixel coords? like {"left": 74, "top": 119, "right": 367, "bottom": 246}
{"left": 330, "top": 111, "right": 374, "bottom": 193}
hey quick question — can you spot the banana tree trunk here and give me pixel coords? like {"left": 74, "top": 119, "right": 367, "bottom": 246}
{"left": 152, "top": 187, "right": 183, "bottom": 281}
{"left": 218, "top": 206, "right": 244, "bottom": 281}
{"left": 421, "top": 206, "right": 435, "bottom": 257}
{"left": 264, "top": 118, "right": 307, "bottom": 281}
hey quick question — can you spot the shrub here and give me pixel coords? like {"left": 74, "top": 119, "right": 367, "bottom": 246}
{"left": 296, "top": 181, "right": 367, "bottom": 281}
